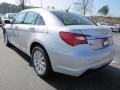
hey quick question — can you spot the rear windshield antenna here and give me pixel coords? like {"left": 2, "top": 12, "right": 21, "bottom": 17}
{"left": 65, "top": 0, "right": 74, "bottom": 14}
{"left": 66, "top": 6, "right": 70, "bottom": 12}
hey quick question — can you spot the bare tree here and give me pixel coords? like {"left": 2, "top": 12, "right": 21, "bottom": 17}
{"left": 16, "top": 0, "right": 28, "bottom": 10}
{"left": 74, "top": 0, "right": 93, "bottom": 16}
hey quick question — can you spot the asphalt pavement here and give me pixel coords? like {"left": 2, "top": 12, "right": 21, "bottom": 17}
{"left": 0, "top": 28, "right": 120, "bottom": 90}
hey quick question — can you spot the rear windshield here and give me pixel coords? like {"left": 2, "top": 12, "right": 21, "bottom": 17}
{"left": 52, "top": 11, "right": 94, "bottom": 25}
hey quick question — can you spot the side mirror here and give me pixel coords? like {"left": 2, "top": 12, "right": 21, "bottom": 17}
{"left": 4, "top": 19, "right": 12, "bottom": 24}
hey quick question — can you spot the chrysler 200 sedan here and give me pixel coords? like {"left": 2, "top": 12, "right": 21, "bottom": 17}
{"left": 3, "top": 8, "right": 114, "bottom": 77}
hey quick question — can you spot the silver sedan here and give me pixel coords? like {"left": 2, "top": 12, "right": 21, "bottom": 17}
{"left": 3, "top": 8, "right": 114, "bottom": 77}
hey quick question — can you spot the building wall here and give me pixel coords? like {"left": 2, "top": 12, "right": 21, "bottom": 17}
{"left": 90, "top": 16, "right": 120, "bottom": 24}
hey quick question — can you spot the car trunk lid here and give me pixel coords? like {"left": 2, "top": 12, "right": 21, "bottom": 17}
{"left": 65, "top": 25, "right": 113, "bottom": 49}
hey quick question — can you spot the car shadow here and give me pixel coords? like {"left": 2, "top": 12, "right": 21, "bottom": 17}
{"left": 42, "top": 66, "right": 120, "bottom": 90}
{"left": 8, "top": 44, "right": 33, "bottom": 67}
{"left": 8, "top": 44, "right": 120, "bottom": 90}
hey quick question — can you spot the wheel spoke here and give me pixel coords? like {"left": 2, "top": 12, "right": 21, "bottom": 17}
{"left": 38, "top": 65, "right": 41, "bottom": 71}
{"left": 33, "top": 56, "right": 37, "bottom": 61}
{"left": 41, "top": 65, "right": 45, "bottom": 71}
{"left": 40, "top": 56, "right": 44, "bottom": 60}
{"left": 34, "top": 51, "right": 38, "bottom": 57}
{"left": 35, "top": 63, "right": 39, "bottom": 68}
{"left": 41, "top": 61, "right": 46, "bottom": 67}
{"left": 40, "top": 64, "right": 43, "bottom": 72}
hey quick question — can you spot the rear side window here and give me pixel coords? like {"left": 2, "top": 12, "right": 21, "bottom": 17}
{"left": 24, "top": 12, "right": 38, "bottom": 24}
{"left": 35, "top": 15, "right": 45, "bottom": 25}
{"left": 13, "top": 12, "right": 27, "bottom": 24}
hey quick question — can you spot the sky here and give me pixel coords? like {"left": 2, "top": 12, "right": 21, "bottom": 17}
{"left": 0, "top": 0, "right": 120, "bottom": 17}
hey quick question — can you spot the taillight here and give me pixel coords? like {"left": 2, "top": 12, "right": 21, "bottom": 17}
{"left": 59, "top": 31, "right": 88, "bottom": 46}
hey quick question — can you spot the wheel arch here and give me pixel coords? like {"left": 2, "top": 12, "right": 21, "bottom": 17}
{"left": 30, "top": 42, "right": 53, "bottom": 70}
{"left": 30, "top": 42, "right": 47, "bottom": 55}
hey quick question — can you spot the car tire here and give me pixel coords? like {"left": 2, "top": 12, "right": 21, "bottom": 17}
{"left": 31, "top": 46, "right": 52, "bottom": 77}
{"left": 4, "top": 31, "right": 10, "bottom": 46}
{"left": 110, "top": 27, "right": 114, "bottom": 32}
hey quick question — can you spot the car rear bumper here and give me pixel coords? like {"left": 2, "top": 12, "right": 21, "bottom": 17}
{"left": 48, "top": 45, "right": 115, "bottom": 76}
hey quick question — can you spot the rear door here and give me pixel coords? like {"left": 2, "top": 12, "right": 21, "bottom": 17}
{"left": 18, "top": 11, "right": 46, "bottom": 52}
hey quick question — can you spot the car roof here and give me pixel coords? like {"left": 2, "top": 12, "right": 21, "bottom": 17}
{"left": 22, "top": 8, "right": 64, "bottom": 13}
{"left": 20, "top": 8, "right": 64, "bottom": 26}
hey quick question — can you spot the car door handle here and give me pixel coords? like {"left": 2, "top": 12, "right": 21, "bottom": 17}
{"left": 29, "top": 28, "right": 35, "bottom": 32}
{"left": 15, "top": 26, "right": 18, "bottom": 29}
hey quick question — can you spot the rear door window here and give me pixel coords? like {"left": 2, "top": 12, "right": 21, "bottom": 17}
{"left": 24, "top": 12, "right": 38, "bottom": 24}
